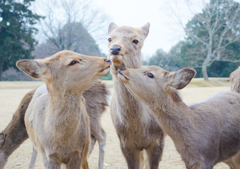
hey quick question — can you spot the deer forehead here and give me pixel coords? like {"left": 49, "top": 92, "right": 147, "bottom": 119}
{"left": 145, "top": 66, "right": 167, "bottom": 75}
{"left": 110, "top": 27, "right": 141, "bottom": 39}
{"left": 47, "top": 55, "right": 82, "bottom": 65}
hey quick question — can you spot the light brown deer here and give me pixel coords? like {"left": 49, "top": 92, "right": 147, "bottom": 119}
{"left": 16, "top": 50, "right": 111, "bottom": 169}
{"left": 118, "top": 66, "right": 240, "bottom": 169}
{"left": 108, "top": 23, "right": 165, "bottom": 169}
{"left": 230, "top": 66, "right": 240, "bottom": 93}
{"left": 0, "top": 69, "right": 109, "bottom": 169}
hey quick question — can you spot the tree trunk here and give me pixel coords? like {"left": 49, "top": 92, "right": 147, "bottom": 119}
{"left": 202, "top": 64, "right": 209, "bottom": 81}
{"left": 0, "top": 57, "right": 3, "bottom": 81}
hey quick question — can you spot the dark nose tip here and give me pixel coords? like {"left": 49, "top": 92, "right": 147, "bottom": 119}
{"left": 104, "top": 59, "right": 112, "bottom": 64}
{"left": 110, "top": 46, "right": 121, "bottom": 55}
{"left": 118, "top": 67, "right": 126, "bottom": 73}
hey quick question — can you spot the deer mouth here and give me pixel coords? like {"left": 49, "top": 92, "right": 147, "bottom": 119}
{"left": 109, "top": 55, "right": 123, "bottom": 65}
{"left": 118, "top": 68, "right": 129, "bottom": 82}
{"left": 99, "top": 66, "right": 110, "bottom": 74}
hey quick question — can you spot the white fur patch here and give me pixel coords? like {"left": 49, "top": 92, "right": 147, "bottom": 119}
{"left": 110, "top": 55, "right": 122, "bottom": 60}
{"left": 28, "top": 84, "right": 49, "bottom": 128}
{"left": 106, "top": 94, "right": 112, "bottom": 106}
{"left": 117, "top": 73, "right": 128, "bottom": 83}
{"left": 33, "top": 84, "right": 48, "bottom": 99}
{"left": 102, "top": 67, "right": 110, "bottom": 75}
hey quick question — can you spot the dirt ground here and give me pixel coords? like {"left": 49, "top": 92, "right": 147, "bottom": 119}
{"left": 0, "top": 79, "right": 232, "bottom": 169}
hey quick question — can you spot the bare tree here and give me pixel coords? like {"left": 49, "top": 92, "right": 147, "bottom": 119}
{"left": 32, "top": 0, "right": 109, "bottom": 54}
{"left": 165, "top": 0, "right": 240, "bottom": 80}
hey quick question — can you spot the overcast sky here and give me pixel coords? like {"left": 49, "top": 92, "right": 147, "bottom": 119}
{"left": 93, "top": 0, "right": 204, "bottom": 59}
{"left": 34, "top": 0, "right": 240, "bottom": 58}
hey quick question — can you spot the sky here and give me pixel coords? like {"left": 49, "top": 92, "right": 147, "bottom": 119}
{"left": 93, "top": 0, "right": 205, "bottom": 59}
{"left": 34, "top": 0, "right": 240, "bottom": 59}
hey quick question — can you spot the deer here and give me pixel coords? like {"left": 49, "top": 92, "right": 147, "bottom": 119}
{"left": 0, "top": 89, "right": 36, "bottom": 169}
{"left": 118, "top": 65, "right": 240, "bottom": 169}
{"left": 108, "top": 23, "right": 165, "bottom": 169}
{"left": 0, "top": 66, "right": 109, "bottom": 169}
{"left": 230, "top": 66, "right": 240, "bottom": 93}
{"left": 15, "top": 50, "right": 111, "bottom": 169}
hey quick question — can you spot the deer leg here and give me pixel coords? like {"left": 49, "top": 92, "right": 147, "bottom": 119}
{"left": 81, "top": 143, "right": 89, "bottom": 169}
{"left": 0, "top": 151, "right": 7, "bottom": 169}
{"left": 233, "top": 152, "right": 240, "bottom": 169}
{"left": 28, "top": 147, "right": 37, "bottom": 169}
{"left": 120, "top": 143, "right": 141, "bottom": 169}
{"left": 139, "top": 151, "right": 145, "bottom": 169}
{"left": 95, "top": 128, "right": 106, "bottom": 169}
{"left": 81, "top": 129, "right": 90, "bottom": 169}
{"left": 88, "top": 134, "right": 96, "bottom": 156}
{"left": 185, "top": 162, "right": 214, "bottom": 169}
{"left": 145, "top": 141, "right": 164, "bottom": 169}
{"left": 42, "top": 155, "right": 61, "bottom": 169}
{"left": 66, "top": 157, "right": 82, "bottom": 169}
{"left": 224, "top": 151, "right": 240, "bottom": 169}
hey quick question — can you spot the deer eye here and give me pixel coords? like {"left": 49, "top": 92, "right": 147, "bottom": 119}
{"left": 108, "top": 38, "right": 112, "bottom": 42}
{"left": 147, "top": 73, "right": 154, "bottom": 78}
{"left": 68, "top": 60, "right": 79, "bottom": 66}
{"left": 132, "top": 39, "right": 138, "bottom": 44}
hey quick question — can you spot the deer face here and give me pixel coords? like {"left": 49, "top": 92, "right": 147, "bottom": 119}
{"left": 108, "top": 23, "right": 150, "bottom": 72}
{"left": 17, "top": 50, "right": 111, "bottom": 93}
{"left": 118, "top": 66, "right": 196, "bottom": 105}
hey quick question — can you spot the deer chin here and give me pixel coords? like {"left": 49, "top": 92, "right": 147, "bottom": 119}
{"left": 118, "top": 71, "right": 129, "bottom": 83}
{"left": 109, "top": 54, "right": 123, "bottom": 66}
{"left": 98, "top": 66, "right": 110, "bottom": 76}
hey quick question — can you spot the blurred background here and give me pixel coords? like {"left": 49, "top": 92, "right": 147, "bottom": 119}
{"left": 0, "top": 0, "right": 240, "bottom": 81}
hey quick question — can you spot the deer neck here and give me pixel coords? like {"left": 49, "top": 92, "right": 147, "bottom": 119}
{"left": 152, "top": 97, "right": 198, "bottom": 147}
{"left": 46, "top": 89, "right": 84, "bottom": 138}
{"left": 112, "top": 70, "right": 149, "bottom": 122}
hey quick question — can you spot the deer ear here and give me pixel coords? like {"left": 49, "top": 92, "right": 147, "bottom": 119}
{"left": 140, "top": 22, "right": 150, "bottom": 40}
{"left": 169, "top": 68, "right": 196, "bottom": 90}
{"left": 16, "top": 59, "right": 47, "bottom": 79}
{"left": 108, "top": 23, "right": 118, "bottom": 35}
{"left": 0, "top": 133, "right": 5, "bottom": 146}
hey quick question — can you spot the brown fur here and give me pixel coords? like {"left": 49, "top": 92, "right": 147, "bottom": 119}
{"left": 108, "top": 23, "right": 165, "bottom": 169}
{"left": 119, "top": 65, "right": 240, "bottom": 169}
{"left": 0, "top": 89, "right": 35, "bottom": 169}
{"left": 0, "top": 80, "right": 109, "bottom": 169}
{"left": 0, "top": 76, "right": 109, "bottom": 169}
{"left": 15, "top": 50, "right": 111, "bottom": 169}
{"left": 230, "top": 66, "right": 240, "bottom": 93}
{"left": 224, "top": 66, "right": 240, "bottom": 168}
{"left": 82, "top": 80, "right": 109, "bottom": 169}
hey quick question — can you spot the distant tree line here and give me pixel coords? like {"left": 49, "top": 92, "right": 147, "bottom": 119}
{"left": 0, "top": 0, "right": 111, "bottom": 81}
{"left": 147, "top": 0, "right": 240, "bottom": 80}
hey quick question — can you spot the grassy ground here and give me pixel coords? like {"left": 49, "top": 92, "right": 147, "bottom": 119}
{"left": 0, "top": 79, "right": 232, "bottom": 169}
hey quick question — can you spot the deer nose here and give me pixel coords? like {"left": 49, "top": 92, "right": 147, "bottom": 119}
{"left": 118, "top": 67, "right": 126, "bottom": 73}
{"left": 104, "top": 59, "right": 112, "bottom": 64}
{"left": 110, "top": 46, "right": 121, "bottom": 55}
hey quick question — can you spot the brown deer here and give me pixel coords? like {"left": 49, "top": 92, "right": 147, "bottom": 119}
{"left": 0, "top": 68, "right": 109, "bottom": 169}
{"left": 0, "top": 89, "right": 36, "bottom": 169}
{"left": 108, "top": 23, "right": 165, "bottom": 169}
{"left": 15, "top": 50, "right": 111, "bottom": 169}
{"left": 118, "top": 65, "right": 240, "bottom": 169}
{"left": 230, "top": 66, "right": 240, "bottom": 93}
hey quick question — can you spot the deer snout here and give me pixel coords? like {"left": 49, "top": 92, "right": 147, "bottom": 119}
{"left": 118, "top": 67, "right": 126, "bottom": 74}
{"left": 110, "top": 46, "right": 121, "bottom": 55}
{"left": 104, "top": 59, "right": 112, "bottom": 64}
